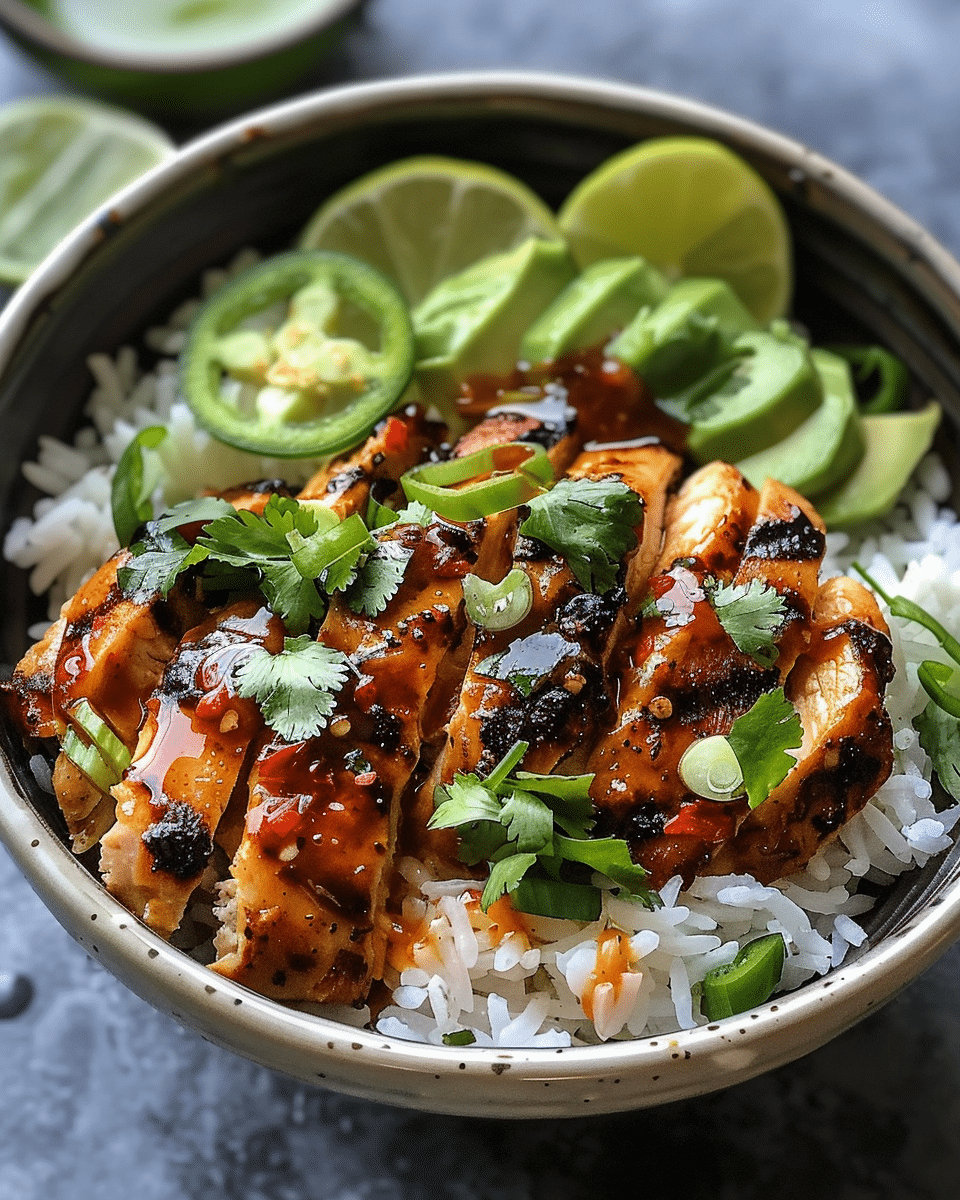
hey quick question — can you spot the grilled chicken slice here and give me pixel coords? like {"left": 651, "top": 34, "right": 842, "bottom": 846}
{"left": 409, "top": 442, "right": 682, "bottom": 870}
{"left": 211, "top": 515, "right": 510, "bottom": 1003}
{"left": 4, "top": 549, "right": 204, "bottom": 849}
{"left": 296, "top": 404, "right": 445, "bottom": 516}
{"left": 99, "top": 602, "right": 283, "bottom": 937}
{"left": 4, "top": 613, "right": 65, "bottom": 740}
{"left": 587, "top": 463, "right": 769, "bottom": 885}
{"left": 707, "top": 574, "right": 895, "bottom": 882}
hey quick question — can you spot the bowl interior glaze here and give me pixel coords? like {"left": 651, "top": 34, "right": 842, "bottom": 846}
{"left": 1, "top": 73, "right": 960, "bottom": 1116}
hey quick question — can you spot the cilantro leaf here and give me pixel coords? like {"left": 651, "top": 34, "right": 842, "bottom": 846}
{"left": 197, "top": 496, "right": 327, "bottom": 635}
{"left": 430, "top": 773, "right": 504, "bottom": 829}
{"left": 197, "top": 493, "right": 319, "bottom": 565}
{"left": 500, "top": 788, "right": 554, "bottom": 853}
{"left": 344, "top": 540, "right": 414, "bottom": 617}
{"left": 111, "top": 425, "right": 167, "bottom": 547}
{"left": 431, "top": 744, "right": 660, "bottom": 918}
{"left": 707, "top": 577, "right": 788, "bottom": 666}
{"left": 235, "top": 635, "right": 350, "bottom": 742}
{"left": 914, "top": 700, "right": 960, "bottom": 804}
{"left": 118, "top": 527, "right": 208, "bottom": 599}
{"left": 726, "top": 688, "right": 803, "bottom": 808}
{"left": 257, "top": 561, "right": 328, "bottom": 636}
{"left": 519, "top": 477, "right": 643, "bottom": 594}
{"left": 480, "top": 852, "right": 538, "bottom": 910}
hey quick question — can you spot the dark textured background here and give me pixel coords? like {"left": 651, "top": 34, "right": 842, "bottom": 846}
{"left": 2, "top": 2, "right": 960, "bottom": 1196}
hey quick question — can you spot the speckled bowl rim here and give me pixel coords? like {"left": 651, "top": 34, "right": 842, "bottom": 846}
{"left": 2, "top": 71, "right": 960, "bottom": 1117}
{"left": 0, "top": 0, "right": 360, "bottom": 73}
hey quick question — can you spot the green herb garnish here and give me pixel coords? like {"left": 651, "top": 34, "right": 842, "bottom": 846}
{"left": 344, "top": 539, "right": 415, "bottom": 617}
{"left": 429, "top": 741, "right": 659, "bottom": 919}
{"left": 110, "top": 424, "right": 168, "bottom": 547}
{"left": 519, "top": 477, "right": 643, "bottom": 594}
{"left": 705, "top": 576, "right": 788, "bottom": 667}
{"left": 726, "top": 688, "right": 803, "bottom": 809}
{"left": 854, "top": 562, "right": 960, "bottom": 719}
{"left": 235, "top": 635, "right": 351, "bottom": 742}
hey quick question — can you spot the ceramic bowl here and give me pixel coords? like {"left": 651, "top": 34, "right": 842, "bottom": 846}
{"left": 0, "top": 0, "right": 361, "bottom": 122}
{"left": 1, "top": 72, "right": 960, "bottom": 1118}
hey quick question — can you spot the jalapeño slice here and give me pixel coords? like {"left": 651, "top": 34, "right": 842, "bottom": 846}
{"left": 181, "top": 250, "right": 415, "bottom": 458}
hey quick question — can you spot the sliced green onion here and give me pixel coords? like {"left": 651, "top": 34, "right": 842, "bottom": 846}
{"left": 700, "top": 933, "right": 786, "bottom": 1020}
{"left": 463, "top": 568, "right": 533, "bottom": 631}
{"left": 68, "top": 699, "right": 131, "bottom": 778}
{"left": 111, "top": 425, "right": 168, "bottom": 547}
{"left": 484, "top": 740, "right": 529, "bottom": 793}
{"left": 287, "top": 513, "right": 372, "bottom": 580}
{"left": 917, "top": 660, "right": 960, "bottom": 719}
{"left": 678, "top": 735, "right": 745, "bottom": 801}
{"left": 62, "top": 726, "right": 117, "bottom": 795}
{"left": 854, "top": 563, "right": 960, "bottom": 663}
{"left": 400, "top": 442, "right": 554, "bottom": 521}
{"left": 828, "top": 344, "right": 909, "bottom": 414}
{"left": 854, "top": 562, "right": 960, "bottom": 718}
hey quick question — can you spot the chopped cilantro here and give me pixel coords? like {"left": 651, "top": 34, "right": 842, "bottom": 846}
{"left": 120, "top": 493, "right": 421, "bottom": 635}
{"left": 118, "top": 526, "right": 208, "bottom": 598}
{"left": 519, "top": 477, "right": 643, "bottom": 594}
{"left": 235, "top": 635, "right": 351, "bottom": 742}
{"left": 344, "top": 539, "right": 415, "bottom": 617}
{"left": 915, "top": 700, "right": 960, "bottom": 804}
{"left": 726, "top": 688, "right": 803, "bottom": 809}
{"left": 111, "top": 425, "right": 168, "bottom": 547}
{"left": 706, "top": 577, "right": 788, "bottom": 666}
{"left": 429, "top": 741, "right": 660, "bottom": 918}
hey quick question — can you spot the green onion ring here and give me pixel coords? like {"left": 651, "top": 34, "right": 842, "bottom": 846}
{"left": 401, "top": 442, "right": 554, "bottom": 521}
{"left": 463, "top": 568, "right": 533, "bottom": 631}
{"left": 678, "top": 735, "right": 745, "bottom": 802}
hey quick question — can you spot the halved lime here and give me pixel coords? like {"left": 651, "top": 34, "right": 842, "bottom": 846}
{"left": 0, "top": 96, "right": 174, "bottom": 286}
{"left": 298, "top": 155, "right": 562, "bottom": 306}
{"left": 558, "top": 137, "right": 793, "bottom": 324}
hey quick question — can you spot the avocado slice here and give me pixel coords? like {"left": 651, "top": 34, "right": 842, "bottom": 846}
{"left": 814, "top": 400, "right": 942, "bottom": 529}
{"left": 682, "top": 325, "right": 823, "bottom": 464}
{"left": 413, "top": 236, "right": 577, "bottom": 405}
{"left": 518, "top": 256, "right": 668, "bottom": 364}
{"left": 735, "top": 347, "right": 866, "bottom": 496}
{"left": 608, "top": 276, "right": 759, "bottom": 397}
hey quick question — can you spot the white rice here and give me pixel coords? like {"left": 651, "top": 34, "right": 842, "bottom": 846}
{"left": 7, "top": 254, "right": 960, "bottom": 1047}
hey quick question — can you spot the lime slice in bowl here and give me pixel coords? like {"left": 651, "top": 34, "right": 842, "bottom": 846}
{"left": 558, "top": 137, "right": 793, "bottom": 324}
{"left": 298, "top": 155, "right": 562, "bottom": 306}
{"left": 0, "top": 96, "right": 174, "bottom": 286}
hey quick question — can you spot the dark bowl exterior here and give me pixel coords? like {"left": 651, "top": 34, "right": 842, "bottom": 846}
{"left": 0, "top": 0, "right": 360, "bottom": 121}
{"left": 1, "top": 73, "right": 959, "bottom": 1115}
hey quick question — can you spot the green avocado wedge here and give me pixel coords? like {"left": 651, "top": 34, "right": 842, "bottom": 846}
{"left": 608, "top": 276, "right": 758, "bottom": 397}
{"left": 518, "top": 256, "right": 668, "bottom": 364}
{"left": 413, "top": 236, "right": 577, "bottom": 406}
{"left": 735, "top": 347, "right": 865, "bottom": 497}
{"left": 683, "top": 324, "right": 823, "bottom": 464}
{"left": 814, "top": 400, "right": 941, "bottom": 529}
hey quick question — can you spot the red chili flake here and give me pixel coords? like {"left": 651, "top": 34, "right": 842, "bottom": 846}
{"left": 383, "top": 416, "right": 409, "bottom": 455}
{"left": 663, "top": 800, "right": 737, "bottom": 842}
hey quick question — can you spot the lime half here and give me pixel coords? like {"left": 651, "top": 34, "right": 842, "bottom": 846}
{"left": 558, "top": 137, "right": 793, "bottom": 324}
{"left": 298, "top": 155, "right": 562, "bottom": 306}
{"left": 0, "top": 96, "right": 174, "bottom": 286}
